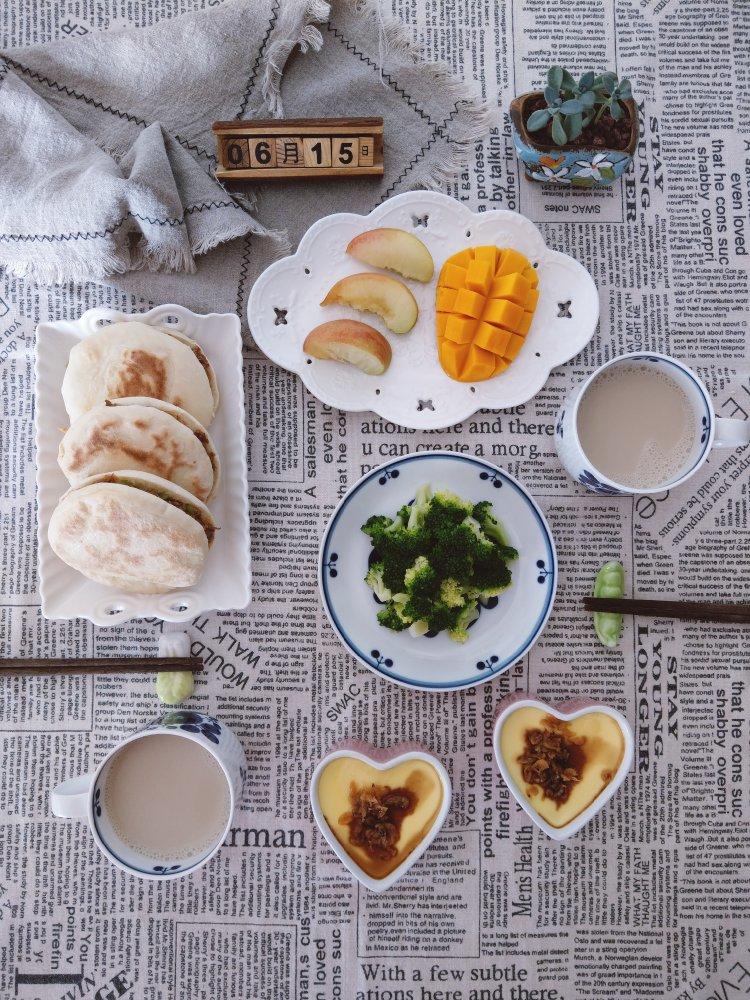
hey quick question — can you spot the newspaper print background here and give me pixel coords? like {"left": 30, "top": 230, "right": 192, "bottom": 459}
{"left": 1, "top": 1, "right": 749, "bottom": 999}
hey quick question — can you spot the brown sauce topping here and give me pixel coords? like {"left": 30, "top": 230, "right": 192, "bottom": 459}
{"left": 343, "top": 783, "right": 416, "bottom": 861}
{"left": 518, "top": 718, "right": 586, "bottom": 805}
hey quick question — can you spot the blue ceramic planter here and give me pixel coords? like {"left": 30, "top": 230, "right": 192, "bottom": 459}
{"left": 509, "top": 93, "right": 637, "bottom": 187}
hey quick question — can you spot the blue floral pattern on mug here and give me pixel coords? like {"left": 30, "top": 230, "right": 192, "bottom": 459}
{"left": 578, "top": 470, "right": 624, "bottom": 495}
{"left": 148, "top": 711, "right": 222, "bottom": 745}
{"left": 153, "top": 863, "right": 182, "bottom": 875}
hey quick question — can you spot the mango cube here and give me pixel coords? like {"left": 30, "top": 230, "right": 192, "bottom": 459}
{"left": 466, "top": 259, "right": 493, "bottom": 296}
{"left": 436, "top": 286, "right": 457, "bottom": 311}
{"left": 483, "top": 298, "right": 524, "bottom": 332}
{"left": 474, "top": 322, "right": 511, "bottom": 356}
{"left": 453, "top": 288, "right": 485, "bottom": 319}
{"left": 445, "top": 314, "right": 476, "bottom": 344}
{"left": 439, "top": 262, "right": 467, "bottom": 289}
{"left": 490, "top": 272, "right": 531, "bottom": 306}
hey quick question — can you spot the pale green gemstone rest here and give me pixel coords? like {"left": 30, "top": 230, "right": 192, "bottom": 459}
{"left": 593, "top": 560, "right": 624, "bottom": 648}
{"left": 155, "top": 671, "right": 195, "bottom": 705}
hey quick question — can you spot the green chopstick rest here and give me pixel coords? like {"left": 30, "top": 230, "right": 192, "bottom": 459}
{"left": 593, "top": 561, "right": 624, "bottom": 648}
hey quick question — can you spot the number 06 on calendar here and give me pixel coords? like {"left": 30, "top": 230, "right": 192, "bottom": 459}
{"left": 212, "top": 118, "right": 384, "bottom": 181}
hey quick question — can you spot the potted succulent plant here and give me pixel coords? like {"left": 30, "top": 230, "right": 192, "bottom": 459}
{"left": 510, "top": 67, "right": 637, "bottom": 187}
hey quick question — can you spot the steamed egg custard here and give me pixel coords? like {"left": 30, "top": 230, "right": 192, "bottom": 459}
{"left": 317, "top": 757, "right": 444, "bottom": 879}
{"left": 499, "top": 708, "right": 625, "bottom": 828}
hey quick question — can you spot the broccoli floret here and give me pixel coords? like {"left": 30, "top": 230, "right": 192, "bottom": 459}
{"left": 377, "top": 602, "right": 412, "bottom": 632}
{"left": 473, "top": 501, "right": 518, "bottom": 557}
{"left": 440, "top": 578, "right": 466, "bottom": 608}
{"left": 423, "top": 491, "right": 474, "bottom": 538}
{"left": 425, "top": 601, "right": 467, "bottom": 634}
{"left": 432, "top": 490, "right": 474, "bottom": 516}
{"left": 365, "top": 562, "right": 393, "bottom": 602}
{"left": 431, "top": 541, "right": 475, "bottom": 584}
{"left": 403, "top": 555, "right": 441, "bottom": 620}
{"left": 472, "top": 548, "right": 513, "bottom": 592}
{"left": 361, "top": 513, "right": 403, "bottom": 546}
{"left": 366, "top": 522, "right": 426, "bottom": 594}
{"left": 406, "top": 483, "right": 432, "bottom": 531}
{"left": 404, "top": 555, "right": 436, "bottom": 592}
{"left": 452, "top": 517, "right": 496, "bottom": 562}
{"left": 448, "top": 601, "right": 481, "bottom": 643}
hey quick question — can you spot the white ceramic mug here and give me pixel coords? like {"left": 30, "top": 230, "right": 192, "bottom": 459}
{"left": 554, "top": 351, "right": 750, "bottom": 495}
{"left": 51, "top": 711, "right": 246, "bottom": 879}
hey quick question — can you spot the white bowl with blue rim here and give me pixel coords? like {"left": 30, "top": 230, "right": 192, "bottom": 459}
{"left": 318, "top": 452, "right": 557, "bottom": 691}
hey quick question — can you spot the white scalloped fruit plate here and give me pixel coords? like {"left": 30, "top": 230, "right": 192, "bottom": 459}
{"left": 248, "top": 191, "right": 599, "bottom": 430}
{"left": 35, "top": 305, "right": 251, "bottom": 626}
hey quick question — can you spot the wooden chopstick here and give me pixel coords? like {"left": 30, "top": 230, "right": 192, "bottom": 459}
{"left": 0, "top": 657, "right": 204, "bottom": 677}
{"left": 584, "top": 597, "right": 750, "bottom": 624}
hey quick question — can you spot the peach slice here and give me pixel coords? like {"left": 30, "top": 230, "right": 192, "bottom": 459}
{"left": 321, "top": 273, "right": 419, "bottom": 334}
{"left": 347, "top": 228, "right": 434, "bottom": 282}
{"left": 303, "top": 320, "right": 391, "bottom": 375}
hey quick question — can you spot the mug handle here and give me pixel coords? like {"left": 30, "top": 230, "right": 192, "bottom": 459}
{"left": 51, "top": 775, "right": 92, "bottom": 819}
{"left": 714, "top": 417, "right": 750, "bottom": 449}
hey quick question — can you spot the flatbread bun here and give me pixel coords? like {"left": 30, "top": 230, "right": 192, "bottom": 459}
{"left": 48, "top": 471, "right": 218, "bottom": 595}
{"left": 61, "top": 321, "right": 219, "bottom": 426}
{"left": 58, "top": 397, "right": 220, "bottom": 502}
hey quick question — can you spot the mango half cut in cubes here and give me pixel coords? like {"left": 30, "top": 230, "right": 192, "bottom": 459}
{"left": 435, "top": 246, "right": 539, "bottom": 382}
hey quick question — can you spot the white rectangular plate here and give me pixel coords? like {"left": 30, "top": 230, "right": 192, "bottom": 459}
{"left": 35, "top": 305, "right": 251, "bottom": 626}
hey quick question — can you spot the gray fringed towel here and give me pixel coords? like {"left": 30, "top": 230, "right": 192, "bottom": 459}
{"left": 0, "top": 0, "right": 489, "bottom": 322}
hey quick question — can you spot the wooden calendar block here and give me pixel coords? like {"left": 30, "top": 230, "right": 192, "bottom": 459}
{"left": 249, "top": 137, "right": 276, "bottom": 168}
{"left": 302, "top": 137, "right": 332, "bottom": 168}
{"left": 332, "top": 137, "right": 359, "bottom": 168}
{"left": 275, "top": 136, "right": 303, "bottom": 167}
{"left": 221, "top": 137, "right": 250, "bottom": 169}
{"left": 212, "top": 118, "right": 384, "bottom": 182}
{"left": 358, "top": 137, "right": 375, "bottom": 166}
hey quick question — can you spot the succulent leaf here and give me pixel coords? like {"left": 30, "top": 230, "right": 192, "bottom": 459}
{"left": 610, "top": 99, "right": 623, "bottom": 120}
{"left": 543, "top": 85, "right": 559, "bottom": 106}
{"left": 579, "top": 71, "right": 595, "bottom": 91}
{"left": 547, "top": 66, "right": 564, "bottom": 91}
{"left": 527, "top": 108, "right": 552, "bottom": 131}
{"left": 559, "top": 99, "right": 584, "bottom": 114}
{"left": 561, "top": 69, "right": 577, "bottom": 93}
{"left": 551, "top": 114, "right": 567, "bottom": 146}
{"left": 565, "top": 113, "right": 583, "bottom": 140}
{"left": 580, "top": 90, "right": 597, "bottom": 108}
{"left": 619, "top": 78, "right": 632, "bottom": 99}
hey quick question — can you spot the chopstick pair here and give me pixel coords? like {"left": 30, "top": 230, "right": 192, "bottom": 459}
{"left": 584, "top": 597, "right": 750, "bottom": 624}
{"left": 0, "top": 657, "right": 203, "bottom": 677}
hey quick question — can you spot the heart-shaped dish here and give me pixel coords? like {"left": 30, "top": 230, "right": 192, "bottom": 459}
{"left": 310, "top": 743, "right": 451, "bottom": 893}
{"left": 493, "top": 693, "right": 633, "bottom": 842}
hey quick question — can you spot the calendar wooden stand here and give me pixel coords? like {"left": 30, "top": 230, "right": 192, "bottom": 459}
{"left": 212, "top": 117, "right": 384, "bottom": 182}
